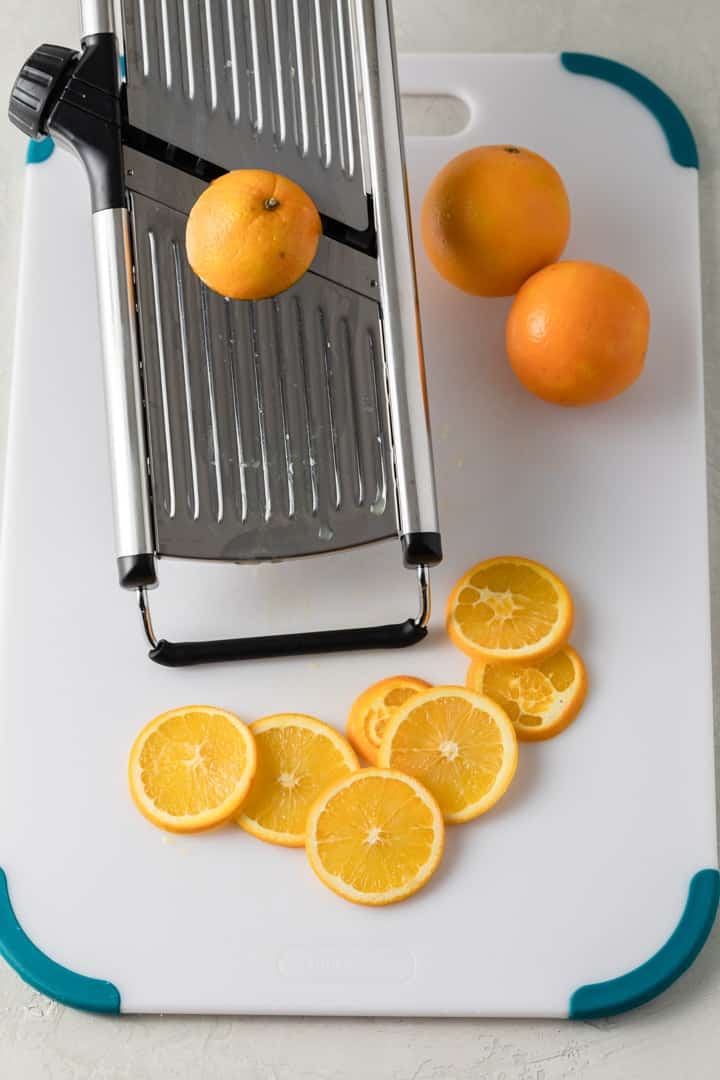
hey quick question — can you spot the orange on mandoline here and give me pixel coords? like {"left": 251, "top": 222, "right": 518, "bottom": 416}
{"left": 186, "top": 169, "right": 322, "bottom": 301}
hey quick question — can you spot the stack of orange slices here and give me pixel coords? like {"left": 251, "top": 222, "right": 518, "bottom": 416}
{"left": 128, "top": 555, "right": 586, "bottom": 908}
{"left": 128, "top": 705, "right": 446, "bottom": 906}
{"left": 446, "top": 556, "right": 587, "bottom": 741}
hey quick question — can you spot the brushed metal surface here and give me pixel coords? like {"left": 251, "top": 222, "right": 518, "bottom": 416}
{"left": 354, "top": 0, "right": 439, "bottom": 540}
{"left": 92, "top": 208, "right": 155, "bottom": 560}
{"left": 120, "top": 0, "right": 369, "bottom": 229}
{"left": 129, "top": 191, "right": 397, "bottom": 561}
{"left": 81, "top": 0, "right": 115, "bottom": 36}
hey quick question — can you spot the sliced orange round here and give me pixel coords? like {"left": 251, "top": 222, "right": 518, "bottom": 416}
{"left": 467, "top": 645, "right": 588, "bottom": 741}
{"left": 446, "top": 556, "right": 573, "bottom": 664}
{"left": 347, "top": 676, "right": 432, "bottom": 765}
{"left": 378, "top": 686, "right": 518, "bottom": 823}
{"left": 128, "top": 705, "right": 257, "bottom": 834}
{"left": 306, "top": 768, "right": 444, "bottom": 906}
{"left": 235, "top": 714, "right": 358, "bottom": 847}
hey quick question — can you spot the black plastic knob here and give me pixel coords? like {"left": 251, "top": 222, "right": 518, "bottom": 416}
{"left": 8, "top": 43, "right": 77, "bottom": 139}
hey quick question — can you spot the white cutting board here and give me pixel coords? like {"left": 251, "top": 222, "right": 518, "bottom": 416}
{"left": 0, "top": 54, "right": 716, "bottom": 1018}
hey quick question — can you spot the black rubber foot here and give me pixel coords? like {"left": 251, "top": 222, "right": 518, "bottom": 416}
{"left": 401, "top": 532, "right": 443, "bottom": 567}
{"left": 118, "top": 554, "right": 157, "bottom": 590}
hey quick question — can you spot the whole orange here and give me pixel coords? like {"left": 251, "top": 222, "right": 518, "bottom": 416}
{"left": 506, "top": 261, "right": 650, "bottom": 406}
{"left": 186, "top": 169, "right": 321, "bottom": 301}
{"left": 421, "top": 145, "right": 570, "bottom": 297}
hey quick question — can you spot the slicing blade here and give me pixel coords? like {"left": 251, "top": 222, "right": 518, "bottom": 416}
{"left": 121, "top": 0, "right": 369, "bottom": 229}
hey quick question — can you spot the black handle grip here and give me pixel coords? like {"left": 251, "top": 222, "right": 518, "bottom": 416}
{"left": 149, "top": 620, "right": 427, "bottom": 668}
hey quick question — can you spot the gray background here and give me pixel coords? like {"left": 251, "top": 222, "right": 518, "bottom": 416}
{"left": 1, "top": 1, "right": 719, "bottom": 1076}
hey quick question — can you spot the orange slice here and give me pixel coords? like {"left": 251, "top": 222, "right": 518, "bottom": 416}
{"left": 467, "top": 645, "right": 588, "bottom": 741}
{"left": 235, "top": 714, "right": 358, "bottom": 847}
{"left": 347, "top": 676, "right": 431, "bottom": 764}
{"left": 305, "top": 768, "right": 444, "bottom": 905}
{"left": 379, "top": 686, "right": 517, "bottom": 823}
{"left": 128, "top": 705, "right": 257, "bottom": 834}
{"left": 447, "top": 556, "right": 573, "bottom": 663}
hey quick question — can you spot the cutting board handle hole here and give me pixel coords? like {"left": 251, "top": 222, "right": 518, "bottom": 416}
{"left": 401, "top": 95, "right": 471, "bottom": 137}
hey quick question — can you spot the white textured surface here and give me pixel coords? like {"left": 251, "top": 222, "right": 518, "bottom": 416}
{"left": 2, "top": 52, "right": 715, "bottom": 1018}
{"left": 1, "top": 0, "right": 720, "bottom": 1075}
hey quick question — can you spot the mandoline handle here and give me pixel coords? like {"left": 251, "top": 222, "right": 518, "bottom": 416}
{"left": 148, "top": 621, "right": 427, "bottom": 668}
{"left": 139, "top": 566, "right": 432, "bottom": 667}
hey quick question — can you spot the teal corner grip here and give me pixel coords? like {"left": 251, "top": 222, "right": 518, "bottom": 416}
{"left": 570, "top": 869, "right": 720, "bottom": 1020}
{"left": 26, "top": 136, "right": 55, "bottom": 165}
{"left": 560, "top": 52, "right": 699, "bottom": 169}
{"left": 0, "top": 868, "right": 121, "bottom": 1014}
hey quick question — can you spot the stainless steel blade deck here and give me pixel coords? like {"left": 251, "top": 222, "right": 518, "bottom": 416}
{"left": 121, "top": 0, "right": 369, "bottom": 230}
{"left": 118, "top": 0, "right": 439, "bottom": 571}
{"left": 125, "top": 151, "right": 396, "bottom": 561}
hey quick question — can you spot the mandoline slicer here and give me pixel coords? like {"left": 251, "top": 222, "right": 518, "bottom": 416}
{"left": 8, "top": 0, "right": 442, "bottom": 667}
